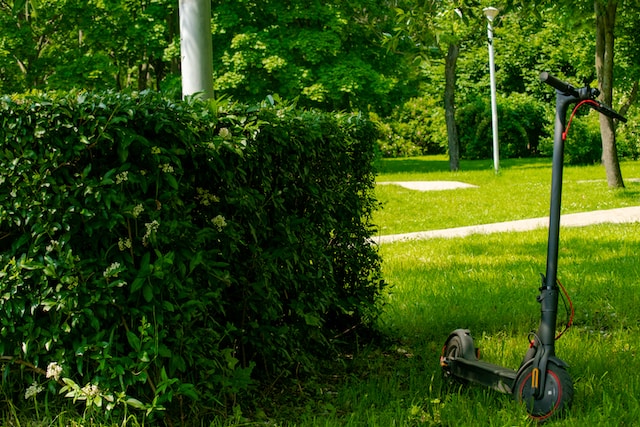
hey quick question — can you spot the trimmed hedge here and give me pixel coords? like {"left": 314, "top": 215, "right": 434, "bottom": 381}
{"left": 0, "top": 92, "right": 384, "bottom": 419}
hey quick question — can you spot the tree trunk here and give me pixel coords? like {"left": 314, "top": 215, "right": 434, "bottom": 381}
{"left": 595, "top": 0, "right": 624, "bottom": 188}
{"left": 445, "top": 42, "right": 460, "bottom": 172}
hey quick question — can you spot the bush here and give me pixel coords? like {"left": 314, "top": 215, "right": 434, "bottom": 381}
{"left": 616, "top": 106, "right": 640, "bottom": 160}
{"left": 0, "top": 92, "right": 384, "bottom": 421}
{"left": 374, "top": 97, "right": 447, "bottom": 158}
{"left": 457, "top": 93, "right": 547, "bottom": 160}
{"left": 539, "top": 111, "right": 602, "bottom": 164}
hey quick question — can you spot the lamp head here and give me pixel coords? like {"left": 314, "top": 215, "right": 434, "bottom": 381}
{"left": 483, "top": 7, "right": 499, "bottom": 22}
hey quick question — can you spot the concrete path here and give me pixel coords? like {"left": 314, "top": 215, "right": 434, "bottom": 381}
{"left": 373, "top": 206, "right": 640, "bottom": 244}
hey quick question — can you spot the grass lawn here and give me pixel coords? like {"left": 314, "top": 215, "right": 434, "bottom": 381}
{"left": 285, "top": 156, "right": 640, "bottom": 426}
{"left": 373, "top": 155, "right": 640, "bottom": 235}
{"left": 243, "top": 156, "right": 640, "bottom": 426}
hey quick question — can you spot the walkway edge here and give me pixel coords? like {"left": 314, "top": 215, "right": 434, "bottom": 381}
{"left": 373, "top": 206, "right": 640, "bottom": 244}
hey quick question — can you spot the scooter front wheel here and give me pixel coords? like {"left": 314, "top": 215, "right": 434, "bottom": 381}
{"left": 514, "top": 363, "right": 573, "bottom": 421}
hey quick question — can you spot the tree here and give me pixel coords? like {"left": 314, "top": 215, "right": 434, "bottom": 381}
{"left": 209, "top": 0, "right": 413, "bottom": 114}
{"left": 507, "top": 0, "right": 633, "bottom": 187}
{"left": 595, "top": 0, "right": 624, "bottom": 187}
{"left": 0, "top": 0, "right": 178, "bottom": 93}
{"left": 387, "top": 1, "right": 483, "bottom": 171}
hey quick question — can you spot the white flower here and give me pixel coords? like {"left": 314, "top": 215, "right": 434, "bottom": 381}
{"left": 103, "top": 262, "right": 122, "bottom": 278}
{"left": 196, "top": 187, "right": 220, "bottom": 206}
{"left": 132, "top": 203, "right": 144, "bottom": 218}
{"left": 161, "top": 163, "right": 174, "bottom": 173}
{"left": 46, "top": 362, "right": 63, "bottom": 381}
{"left": 212, "top": 215, "right": 227, "bottom": 231}
{"left": 118, "top": 238, "right": 132, "bottom": 251}
{"left": 46, "top": 240, "right": 59, "bottom": 253}
{"left": 25, "top": 381, "right": 44, "bottom": 400}
{"left": 81, "top": 383, "right": 100, "bottom": 398}
{"left": 115, "top": 171, "right": 129, "bottom": 184}
{"left": 143, "top": 220, "right": 160, "bottom": 246}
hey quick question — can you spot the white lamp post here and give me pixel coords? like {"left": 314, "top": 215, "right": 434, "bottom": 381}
{"left": 180, "top": 0, "right": 215, "bottom": 99}
{"left": 483, "top": 7, "right": 499, "bottom": 173}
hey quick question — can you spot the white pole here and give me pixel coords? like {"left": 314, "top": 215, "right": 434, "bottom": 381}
{"left": 484, "top": 7, "right": 499, "bottom": 173}
{"left": 179, "top": 0, "right": 214, "bottom": 99}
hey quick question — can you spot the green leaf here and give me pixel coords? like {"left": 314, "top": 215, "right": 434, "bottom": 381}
{"left": 125, "top": 397, "right": 146, "bottom": 410}
{"left": 165, "top": 174, "right": 179, "bottom": 189}
{"left": 126, "top": 332, "right": 140, "bottom": 355}
{"left": 142, "top": 283, "right": 153, "bottom": 303}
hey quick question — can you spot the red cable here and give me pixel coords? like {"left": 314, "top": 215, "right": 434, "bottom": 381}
{"left": 562, "top": 99, "right": 600, "bottom": 141}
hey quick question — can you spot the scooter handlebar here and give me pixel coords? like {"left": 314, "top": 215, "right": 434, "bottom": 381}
{"left": 540, "top": 71, "right": 627, "bottom": 123}
{"left": 539, "top": 71, "right": 579, "bottom": 97}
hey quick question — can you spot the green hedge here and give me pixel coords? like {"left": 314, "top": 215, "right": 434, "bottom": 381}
{"left": 0, "top": 92, "right": 384, "bottom": 419}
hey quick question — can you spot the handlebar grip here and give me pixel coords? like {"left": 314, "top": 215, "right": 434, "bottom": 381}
{"left": 540, "top": 71, "right": 578, "bottom": 96}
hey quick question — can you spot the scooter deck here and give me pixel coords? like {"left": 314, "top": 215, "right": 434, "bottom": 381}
{"left": 447, "top": 356, "right": 517, "bottom": 394}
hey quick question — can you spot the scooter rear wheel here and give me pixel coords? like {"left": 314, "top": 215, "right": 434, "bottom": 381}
{"left": 514, "top": 363, "right": 573, "bottom": 421}
{"left": 441, "top": 334, "right": 472, "bottom": 384}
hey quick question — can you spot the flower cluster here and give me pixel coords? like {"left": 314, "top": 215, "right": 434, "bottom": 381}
{"left": 46, "top": 239, "right": 60, "bottom": 252}
{"left": 46, "top": 362, "right": 63, "bottom": 381}
{"left": 81, "top": 383, "right": 101, "bottom": 398}
{"left": 115, "top": 171, "right": 129, "bottom": 184}
{"left": 196, "top": 187, "right": 220, "bottom": 206}
{"left": 103, "top": 262, "right": 122, "bottom": 278}
{"left": 212, "top": 215, "right": 227, "bottom": 231}
{"left": 132, "top": 203, "right": 144, "bottom": 218}
{"left": 118, "top": 237, "right": 132, "bottom": 251}
{"left": 160, "top": 163, "right": 174, "bottom": 173}
{"left": 24, "top": 381, "right": 44, "bottom": 400}
{"left": 143, "top": 220, "right": 160, "bottom": 246}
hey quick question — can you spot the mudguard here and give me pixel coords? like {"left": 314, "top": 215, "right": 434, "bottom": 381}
{"left": 444, "top": 329, "right": 478, "bottom": 361}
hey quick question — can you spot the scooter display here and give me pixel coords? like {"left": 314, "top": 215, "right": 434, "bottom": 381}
{"left": 439, "top": 71, "right": 627, "bottom": 420}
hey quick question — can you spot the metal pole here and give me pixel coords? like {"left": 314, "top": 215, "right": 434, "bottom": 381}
{"left": 179, "top": 0, "right": 214, "bottom": 99}
{"left": 484, "top": 7, "right": 499, "bottom": 173}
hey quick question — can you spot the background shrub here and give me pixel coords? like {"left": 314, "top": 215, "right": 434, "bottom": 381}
{"left": 616, "top": 105, "right": 640, "bottom": 160}
{"left": 457, "top": 93, "right": 547, "bottom": 160}
{"left": 374, "top": 97, "right": 447, "bottom": 158}
{"left": 0, "top": 92, "right": 384, "bottom": 420}
{"left": 539, "top": 111, "right": 603, "bottom": 164}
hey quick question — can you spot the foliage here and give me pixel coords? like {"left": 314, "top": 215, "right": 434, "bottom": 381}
{"left": 372, "top": 97, "right": 448, "bottom": 158}
{"left": 617, "top": 106, "right": 640, "bottom": 160}
{"left": 210, "top": 0, "right": 413, "bottom": 113}
{"left": 0, "top": 0, "right": 177, "bottom": 93}
{"left": 0, "top": 91, "right": 384, "bottom": 422}
{"left": 539, "top": 110, "right": 603, "bottom": 164}
{"left": 456, "top": 92, "right": 548, "bottom": 159}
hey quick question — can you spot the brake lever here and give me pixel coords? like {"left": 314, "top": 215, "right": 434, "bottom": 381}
{"left": 589, "top": 99, "right": 628, "bottom": 123}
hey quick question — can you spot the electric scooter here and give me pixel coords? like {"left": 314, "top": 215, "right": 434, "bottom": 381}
{"left": 439, "top": 71, "right": 627, "bottom": 420}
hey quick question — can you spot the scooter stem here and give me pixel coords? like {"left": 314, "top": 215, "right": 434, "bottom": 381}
{"left": 538, "top": 92, "right": 576, "bottom": 351}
